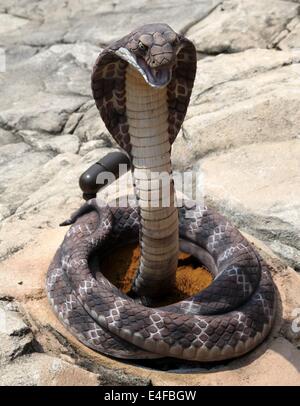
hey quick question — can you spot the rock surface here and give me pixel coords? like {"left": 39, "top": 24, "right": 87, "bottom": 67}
{"left": 199, "top": 141, "right": 300, "bottom": 269}
{"left": 0, "top": 0, "right": 299, "bottom": 385}
{"left": 0, "top": 229, "right": 299, "bottom": 386}
{"left": 187, "top": 0, "right": 300, "bottom": 54}
{"left": 0, "top": 299, "right": 99, "bottom": 385}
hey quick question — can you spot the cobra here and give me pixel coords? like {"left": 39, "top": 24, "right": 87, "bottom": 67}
{"left": 46, "top": 24, "right": 276, "bottom": 361}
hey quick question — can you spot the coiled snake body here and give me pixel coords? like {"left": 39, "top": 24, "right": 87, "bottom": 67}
{"left": 47, "top": 24, "right": 276, "bottom": 361}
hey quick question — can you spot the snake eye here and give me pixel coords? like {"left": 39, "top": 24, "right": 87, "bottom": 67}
{"left": 138, "top": 41, "right": 148, "bottom": 52}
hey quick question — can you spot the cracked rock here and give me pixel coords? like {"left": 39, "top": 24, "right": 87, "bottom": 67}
{"left": 0, "top": 128, "right": 21, "bottom": 147}
{"left": 19, "top": 131, "right": 80, "bottom": 155}
{"left": 0, "top": 43, "right": 100, "bottom": 133}
{"left": 187, "top": 0, "right": 300, "bottom": 54}
{"left": 74, "top": 104, "right": 114, "bottom": 145}
{"left": 277, "top": 17, "right": 300, "bottom": 50}
{"left": 0, "top": 353, "right": 101, "bottom": 386}
{"left": 172, "top": 49, "right": 300, "bottom": 168}
{"left": 0, "top": 300, "right": 34, "bottom": 366}
{"left": 198, "top": 140, "right": 300, "bottom": 269}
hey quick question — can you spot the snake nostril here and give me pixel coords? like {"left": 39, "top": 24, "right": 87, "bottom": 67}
{"left": 150, "top": 58, "right": 160, "bottom": 67}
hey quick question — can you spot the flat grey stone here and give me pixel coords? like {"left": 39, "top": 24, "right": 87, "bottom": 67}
{"left": 187, "top": 0, "right": 299, "bottom": 53}
{"left": 0, "top": 301, "right": 34, "bottom": 366}
{"left": 199, "top": 140, "right": 300, "bottom": 269}
{"left": 0, "top": 353, "right": 100, "bottom": 386}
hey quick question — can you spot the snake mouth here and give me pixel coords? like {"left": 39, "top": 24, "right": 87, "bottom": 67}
{"left": 114, "top": 47, "right": 172, "bottom": 88}
{"left": 138, "top": 57, "right": 172, "bottom": 88}
{"left": 145, "top": 66, "right": 172, "bottom": 88}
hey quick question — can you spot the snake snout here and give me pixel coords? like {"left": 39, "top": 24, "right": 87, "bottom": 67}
{"left": 149, "top": 53, "right": 174, "bottom": 69}
{"left": 146, "top": 49, "right": 175, "bottom": 87}
{"left": 149, "top": 42, "right": 175, "bottom": 68}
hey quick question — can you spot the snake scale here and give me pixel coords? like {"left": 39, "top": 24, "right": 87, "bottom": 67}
{"left": 47, "top": 24, "right": 276, "bottom": 362}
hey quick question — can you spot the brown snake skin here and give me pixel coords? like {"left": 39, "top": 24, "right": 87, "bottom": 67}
{"left": 46, "top": 24, "right": 276, "bottom": 362}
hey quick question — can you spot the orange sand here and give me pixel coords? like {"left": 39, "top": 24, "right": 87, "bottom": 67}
{"left": 101, "top": 244, "right": 212, "bottom": 306}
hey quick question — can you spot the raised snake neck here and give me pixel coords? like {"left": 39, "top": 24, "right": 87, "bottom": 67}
{"left": 91, "top": 23, "right": 197, "bottom": 298}
{"left": 46, "top": 24, "right": 276, "bottom": 362}
{"left": 126, "top": 65, "right": 178, "bottom": 298}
